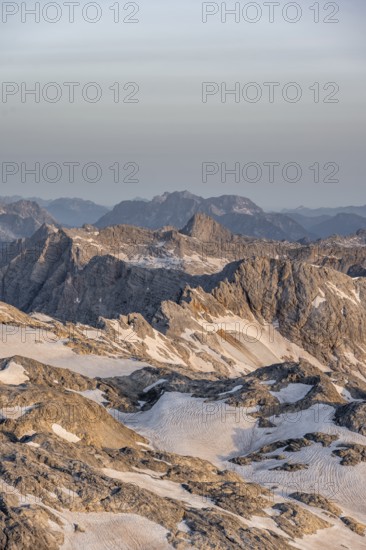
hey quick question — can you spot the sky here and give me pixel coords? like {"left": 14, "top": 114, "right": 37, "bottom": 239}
{"left": 0, "top": 0, "right": 365, "bottom": 209}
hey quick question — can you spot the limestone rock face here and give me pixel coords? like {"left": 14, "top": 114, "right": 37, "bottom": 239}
{"left": 206, "top": 257, "right": 366, "bottom": 366}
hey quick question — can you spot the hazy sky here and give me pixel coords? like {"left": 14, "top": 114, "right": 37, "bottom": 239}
{"left": 0, "top": 0, "right": 365, "bottom": 209}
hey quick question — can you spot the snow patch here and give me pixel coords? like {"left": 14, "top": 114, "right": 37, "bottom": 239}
{"left": 312, "top": 290, "right": 326, "bottom": 309}
{"left": 143, "top": 379, "right": 167, "bottom": 393}
{"left": 270, "top": 383, "right": 313, "bottom": 404}
{"left": 218, "top": 385, "right": 243, "bottom": 396}
{"left": 0, "top": 361, "right": 29, "bottom": 385}
{"left": 52, "top": 424, "right": 80, "bottom": 443}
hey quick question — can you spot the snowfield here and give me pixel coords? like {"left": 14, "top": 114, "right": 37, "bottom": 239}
{"left": 59, "top": 512, "right": 173, "bottom": 550}
{"left": 116, "top": 391, "right": 260, "bottom": 466}
{"left": 117, "top": 391, "right": 366, "bottom": 548}
{"left": 119, "top": 395, "right": 366, "bottom": 519}
{"left": 0, "top": 325, "right": 149, "bottom": 377}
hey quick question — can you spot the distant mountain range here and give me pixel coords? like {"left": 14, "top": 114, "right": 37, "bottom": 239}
{"left": 0, "top": 196, "right": 110, "bottom": 227}
{"left": 283, "top": 204, "right": 366, "bottom": 218}
{"left": 283, "top": 206, "right": 366, "bottom": 239}
{"left": 95, "top": 191, "right": 310, "bottom": 242}
{"left": 96, "top": 191, "right": 366, "bottom": 242}
{"left": 0, "top": 200, "right": 56, "bottom": 241}
{"left": 287, "top": 212, "right": 366, "bottom": 239}
{"left": 1, "top": 192, "right": 366, "bottom": 242}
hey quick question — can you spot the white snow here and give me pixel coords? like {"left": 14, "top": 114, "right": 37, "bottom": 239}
{"left": 230, "top": 405, "right": 366, "bottom": 522}
{"left": 30, "top": 312, "right": 55, "bottom": 322}
{"left": 269, "top": 383, "right": 313, "bottom": 404}
{"left": 118, "top": 394, "right": 366, "bottom": 524}
{"left": 218, "top": 385, "right": 243, "bottom": 396}
{"left": 143, "top": 379, "right": 167, "bottom": 393}
{"left": 116, "top": 392, "right": 259, "bottom": 466}
{"left": 191, "top": 312, "right": 328, "bottom": 375}
{"left": 0, "top": 326, "right": 149, "bottom": 378}
{"left": 25, "top": 441, "right": 40, "bottom": 448}
{"left": 59, "top": 511, "right": 173, "bottom": 550}
{"left": 312, "top": 294, "right": 326, "bottom": 309}
{"left": 52, "top": 424, "right": 81, "bottom": 443}
{"left": 0, "top": 361, "right": 29, "bottom": 385}
{"left": 292, "top": 522, "right": 366, "bottom": 550}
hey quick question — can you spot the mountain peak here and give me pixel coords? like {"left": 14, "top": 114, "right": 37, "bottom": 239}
{"left": 152, "top": 190, "right": 201, "bottom": 204}
{"left": 180, "top": 212, "right": 233, "bottom": 241}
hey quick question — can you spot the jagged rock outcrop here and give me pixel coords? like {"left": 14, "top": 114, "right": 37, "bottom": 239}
{"left": 334, "top": 402, "right": 366, "bottom": 436}
{"left": 203, "top": 258, "right": 366, "bottom": 367}
{"left": 0, "top": 222, "right": 365, "bottom": 374}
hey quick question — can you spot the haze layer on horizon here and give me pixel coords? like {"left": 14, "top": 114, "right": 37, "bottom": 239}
{"left": 0, "top": 0, "right": 365, "bottom": 209}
